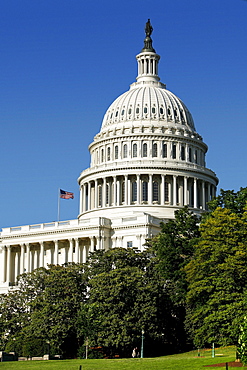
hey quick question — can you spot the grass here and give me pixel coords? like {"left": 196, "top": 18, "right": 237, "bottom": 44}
{"left": 0, "top": 346, "right": 246, "bottom": 369}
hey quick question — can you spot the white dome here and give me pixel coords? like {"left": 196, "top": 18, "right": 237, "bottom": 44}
{"left": 101, "top": 84, "right": 195, "bottom": 133}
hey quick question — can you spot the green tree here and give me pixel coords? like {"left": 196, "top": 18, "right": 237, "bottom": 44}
{"left": 80, "top": 248, "right": 170, "bottom": 357}
{"left": 150, "top": 207, "right": 200, "bottom": 350}
{"left": 208, "top": 187, "right": 247, "bottom": 214}
{"left": 185, "top": 207, "right": 247, "bottom": 347}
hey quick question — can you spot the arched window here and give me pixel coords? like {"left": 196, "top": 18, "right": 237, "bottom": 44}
{"left": 143, "top": 143, "right": 147, "bottom": 157}
{"left": 142, "top": 181, "right": 148, "bottom": 202}
{"left": 152, "top": 143, "right": 158, "bottom": 157}
{"left": 133, "top": 143, "right": 137, "bottom": 157}
{"left": 181, "top": 146, "right": 185, "bottom": 160}
{"left": 106, "top": 183, "right": 109, "bottom": 205}
{"left": 101, "top": 149, "right": 104, "bottom": 162}
{"left": 98, "top": 186, "right": 102, "bottom": 207}
{"left": 153, "top": 181, "right": 159, "bottom": 202}
{"left": 172, "top": 144, "right": 176, "bottom": 159}
{"left": 107, "top": 147, "right": 111, "bottom": 161}
{"left": 121, "top": 181, "right": 125, "bottom": 203}
{"left": 165, "top": 181, "right": 169, "bottom": 202}
{"left": 123, "top": 144, "right": 127, "bottom": 158}
{"left": 115, "top": 145, "right": 118, "bottom": 159}
{"left": 189, "top": 148, "right": 192, "bottom": 162}
{"left": 162, "top": 142, "right": 167, "bottom": 158}
{"left": 132, "top": 181, "right": 137, "bottom": 202}
{"left": 195, "top": 150, "right": 198, "bottom": 164}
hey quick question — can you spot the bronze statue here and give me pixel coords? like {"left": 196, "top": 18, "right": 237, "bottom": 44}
{"left": 145, "top": 19, "right": 153, "bottom": 37}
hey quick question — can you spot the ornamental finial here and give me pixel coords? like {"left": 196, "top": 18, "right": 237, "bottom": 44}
{"left": 141, "top": 19, "right": 155, "bottom": 52}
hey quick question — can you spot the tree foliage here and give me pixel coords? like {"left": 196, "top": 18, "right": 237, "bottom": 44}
{"left": 185, "top": 207, "right": 247, "bottom": 347}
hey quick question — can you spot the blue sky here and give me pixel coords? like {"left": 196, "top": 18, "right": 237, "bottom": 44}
{"left": 1, "top": 0, "right": 247, "bottom": 228}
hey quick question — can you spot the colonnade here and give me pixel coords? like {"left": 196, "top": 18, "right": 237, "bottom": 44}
{"left": 80, "top": 174, "right": 216, "bottom": 213}
{"left": 1, "top": 235, "right": 111, "bottom": 285}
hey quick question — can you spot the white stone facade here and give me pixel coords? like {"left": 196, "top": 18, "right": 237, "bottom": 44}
{"left": 0, "top": 24, "right": 218, "bottom": 294}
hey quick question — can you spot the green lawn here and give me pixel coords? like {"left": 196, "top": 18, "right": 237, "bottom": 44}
{"left": 0, "top": 346, "right": 246, "bottom": 369}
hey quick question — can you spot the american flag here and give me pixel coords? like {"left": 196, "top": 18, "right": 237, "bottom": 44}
{"left": 60, "top": 189, "right": 74, "bottom": 199}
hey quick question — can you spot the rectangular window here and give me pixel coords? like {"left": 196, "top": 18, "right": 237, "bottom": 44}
{"left": 127, "top": 241, "right": 133, "bottom": 248}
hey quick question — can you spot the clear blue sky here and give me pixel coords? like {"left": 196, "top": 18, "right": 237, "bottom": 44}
{"left": 1, "top": 0, "right": 247, "bottom": 228}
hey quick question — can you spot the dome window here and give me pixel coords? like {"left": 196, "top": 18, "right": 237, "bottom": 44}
{"left": 152, "top": 143, "right": 158, "bottom": 157}
{"left": 172, "top": 144, "right": 176, "bottom": 159}
{"left": 153, "top": 181, "right": 159, "bottom": 202}
{"left": 160, "top": 107, "right": 164, "bottom": 115}
{"left": 195, "top": 150, "right": 198, "bottom": 164}
{"left": 98, "top": 185, "right": 102, "bottom": 207}
{"left": 115, "top": 111, "right": 118, "bottom": 117}
{"left": 189, "top": 148, "right": 192, "bottom": 162}
{"left": 101, "top": 149, "right": 104, "bottom": 162}
{"left": 121, "top": 109, "right": 125, "bottom": 115}
{"left": 174, "top": 109, "right": 178, "bottom": 117}
{"left": 132, "top": 181, "right": 137, "bottom": 202}
{"left": 165, "top": 181, "right": 169, "bottom": 202}
{"left": 121, "top": 181, "right": 125, "bottom": 203}
{"left": 143, "top": 143, "right": 147, "bottom": 157}
{"left": 110, "top": 113, "right": 113, "bottom": 119}
{"left": 181, "top": 146, "right": 185, "bottom": 160}
{"left": 168, "top": 108, "right": 171, "bottom": 116}
{"left": 144, "top": 107, "right": 148, "bottom": 114}
{"left": 162, "top": 142, "right": 167, "bottom": 158}
{"left": 123, "top": 144, "right": 127, "bottom": 158}
{"left": 136, "top": 107, "right": 140, "bottom": 114}
{"left": 107, "top": 147, "right": 111, "bottom": 161}
{"left": 152, "top": 107, "right": 156, "bottom": 114}
{"left": 115, "top": 145, "right": 119, "bottom": 159}
{"left": 128, "top": 108, "right": 132, "bottom": 114}
{"left": 142, "top": 181, "right": 148, "bottom": 202}
{"left": 133, "top": 143, "right": 137, "bottom": 157}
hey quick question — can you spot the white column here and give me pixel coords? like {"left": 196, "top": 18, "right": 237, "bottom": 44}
{"left": 83, "top": 183, "right": 87, "bottom": 212}
{"left": 95, "top": 179, "right": 98, "bottom": 208}
{"left": 2, "top": 246, "right": 6, "bottom": 282}
{"left": 20, "top": 244, "right": 25, "bottom": 275}
{"left": 202, "top": 181, "right": 206, "bottom": 210}
{"left": 74, "top": 238, "right": 79, "bottom": 263}
{"left": 88, "top": 182, "right": 91, "bottom": 211}
{"left": 14, "top": 250, "right": 20, "bottom": 282}
{"left": 26, "top": 243, "right": 30, "bottom": 273}
{"left": 39, "top": 242, "right": 44, "bottom": 268}
{"left": 6, "top": 246, "right": 11, "bottom": 284}
{"left": 207, "top": 182, "right": 211, "bottom": 203}
{"left": 82, "top": 245, "right": 87, "bottom": 263}
{"left": 184, "top": 176, "right": 188, "bottom": 206}
{"left": 173, "top": 175, "right": 177, "bottom": 206}
{"left": 194, "top": 178, "right": 198, "bottom": 208}
{"left": 128, "top": 178, "right": 131, "bottom": 204}
{"left": 124, "top": 175, "right": 128, "bottom": 204}
{"left": 113, "top": 176, "right": 117, "bottom": 206}
{"left": 137, "top": 174, "right": 140, "bottom": 205}
{"left": 90, "top": 237, "right": 95, "bottom": 253}
{"left": 54, "top": 240, "right": 59, "bottom": 265}
{"left": 116, "top": 178, "right": 120, "bottom": 206}
{"left": 148, "top": 174, "right": 152, "bottom": 204}
{"left": 161, "top": 175, "right": 165, "bottom": 205}
{"left": 103, "top": 178, "right": 106, "bottom": 207}
{"left": 69, "top": 239, "right": 73, "bottom": 263}
{"left": 79, "top": 186, "right": 83, "bottom": 214}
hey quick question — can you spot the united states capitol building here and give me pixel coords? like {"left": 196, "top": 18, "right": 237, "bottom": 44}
{"left": 0, "top": 21, "right": 218, "bottom": 294}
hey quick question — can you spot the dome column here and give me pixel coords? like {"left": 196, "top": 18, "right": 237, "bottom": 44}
{"left": 184, "top": 176, "right": 188, "bottom": 206}
{"left": 95, "top": 179, "right": 98, "bottom": 208}
{"left": 202, "top": 181, "right": 206, "bottom": 210}
{"left": 161, "top": 175, "right": 165, "bottom": 205}
{"left": 194, "top": 178, "right": 198, "bottom": 208}
{"left": 148, "top": 174, "right": 152, "bottom": 204}
{"left": 137, "top": 174, "right": 141, "bottom": 204}
{"left": 83, "top": 184, "right": 87, "bottom": 212}
{"left": 173, "top": 175, "right": 177, "bottom": 206}
{"left": 124, "top": 175, "right": 128, "bottom": 204}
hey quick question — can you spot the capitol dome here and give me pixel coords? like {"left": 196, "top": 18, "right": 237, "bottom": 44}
{"left": 78, "top": 20, "right": 218, "bottom": 221}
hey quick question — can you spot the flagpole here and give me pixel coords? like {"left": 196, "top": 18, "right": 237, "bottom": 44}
{"left": 57, "top": 188, "right": 60, "bottom": 222}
